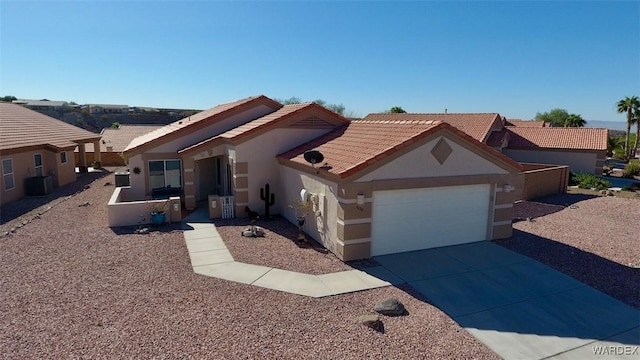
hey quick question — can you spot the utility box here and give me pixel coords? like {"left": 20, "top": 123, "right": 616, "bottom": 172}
{"left": 114, "top": 172, "right": 130, "bottom": 187}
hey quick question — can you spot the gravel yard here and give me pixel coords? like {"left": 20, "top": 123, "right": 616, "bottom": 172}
{"left": 497, "top": 194, "right": 640, "bottom": 309}
{"left": 0, "top": 172, "right": 498, "bottom": 359}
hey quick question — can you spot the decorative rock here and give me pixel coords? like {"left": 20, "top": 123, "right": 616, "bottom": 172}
{"left": 135, "top": 227, "right": 150, "bottom": 235}
{"left": 241, "top": 226, "right": 264, "bottom": 237}
{"left": 358, "top": 314, "right": 381, "bottom": 330}
{"left": 374, "top": 297, "right": 407, "bottom": 316}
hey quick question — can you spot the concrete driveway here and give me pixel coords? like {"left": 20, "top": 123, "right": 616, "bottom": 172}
{"left": 370, "top": 241, "right": 640, "bottom": 360}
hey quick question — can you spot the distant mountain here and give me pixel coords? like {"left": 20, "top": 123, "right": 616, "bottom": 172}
{"left": 585, "top": 121, "right": 628, "bottom": 131}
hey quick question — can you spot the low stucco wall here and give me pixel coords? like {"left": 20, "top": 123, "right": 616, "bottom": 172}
{"left": 519, "top": 163, "right": 569, "bottom": 200}
{"left": 107, "top": 186, "right": 181, "bottom": 227}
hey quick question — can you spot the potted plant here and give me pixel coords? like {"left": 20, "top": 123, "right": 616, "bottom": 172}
{"left": 289, "top": 198, "right": 311, "bottom": 241}
{"left": 146, "top": 201, "right": 167, "bottom": 225}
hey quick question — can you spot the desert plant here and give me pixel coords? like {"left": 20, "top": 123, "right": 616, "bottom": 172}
{"left": 624, "top": 161, "right": 640, "bottom": 178}
{"left": 146, "top": 201, "right": 167, "bottom": 214}
{"left": 289, "top": 198, "right": 311, "bottom": 219}
{"left": 571, "top": 172, "right": 612, "bottom": 190}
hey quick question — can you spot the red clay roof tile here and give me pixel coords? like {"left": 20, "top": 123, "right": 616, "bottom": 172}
{"left": 0, "top": 103, "right": 100, "bottom": 151}
{"left": 278, "top": 120, "right": 521, "bottom": 179}
{"left": 505, "top": 119, "right": 549, "bottom": 127}
{"left": 360, "top": 113, "right": 502, "bottom": 142}
{"left": 506, "top": 127, "right": 608, "bottom": 150}
{"left": 124, "top": 95, "right": 281, "bottom": 154}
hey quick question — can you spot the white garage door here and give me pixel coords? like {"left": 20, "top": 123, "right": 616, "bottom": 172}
{"left": 371, "top": 184, "right": 491, "bottom": 256}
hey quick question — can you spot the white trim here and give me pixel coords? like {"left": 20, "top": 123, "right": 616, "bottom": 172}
{"left": 2, "top": 158, "right": 15, "bottom": 191}
{"left": 34, "top": 153, "right": 43, "bottom": 176}
{"left": 493, "top": 220, "right": 512, "bottom": 226}
{"left": 337, "top": 196, "right": 372, "bottom": 204}
{"left": 184, "top": 168, "right": 194, "bottom": 173}
{"left": 494, "top": 203, "right": 513, "bottom": 209}
{"left": 337, "top": 218, "right": 372, "bottom": 226}
{"left": 235, "top": 187, "right": 248, "bottom": 192}
{"left": 184, "top": 181, "right": 194, "bottom": 186}
{"left": 233, "top": 174, "right": 248, "bottom": 178}
{"left": 336, "top": 238, "right": 371, "bottom": 246}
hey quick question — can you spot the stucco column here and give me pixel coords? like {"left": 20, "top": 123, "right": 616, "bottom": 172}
{"left": 183, "top": 157, "right": 196, "bottom": 210}
{"left": 93, "top": 140, "right": 102, "bottom": 164}
{"left": 78, "top": 143, "right": 88, "bottom": 173}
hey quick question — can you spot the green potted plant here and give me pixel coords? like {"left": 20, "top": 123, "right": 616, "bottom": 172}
{"left": 146, "top": 201, "right": 167, "bottom": 225}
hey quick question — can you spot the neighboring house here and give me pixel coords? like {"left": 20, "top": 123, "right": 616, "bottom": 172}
{"left": 502, "top": 127, "right": 608, "bottom": 175}
{"left": 74, "top": 124, "right": 163, "bottom": 166}
{"left": 362, "top": 113, "right": 607, "bottom": 175}
{"left": 12, "top": 99, "right": 68, "bottom": 111}
{"left": 0, "top": 103, "right": 101, "bottom": 205}
{"left": 88, "top": 104, "right": 129, "bottom": 114}
{"left": 504, "top": 119, "right": 549, "bottom": 127}
{"left": 121, "top": 96, "right": 523, "bottom": 260}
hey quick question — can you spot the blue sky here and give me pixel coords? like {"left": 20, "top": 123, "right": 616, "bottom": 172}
{"left": 1, "top": 1, "right": 638, "bottom": 121}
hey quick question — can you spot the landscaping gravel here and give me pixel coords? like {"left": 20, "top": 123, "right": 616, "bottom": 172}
{"left": 215, "top": 217, "right": 353, "bottom": 275}
{"left": 1, "top": 172, "right": 498, "bottom": 359}
{"left": 498, "top": 194, "right": 640, "bottom": 309}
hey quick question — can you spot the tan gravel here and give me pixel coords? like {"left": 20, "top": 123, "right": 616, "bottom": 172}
{"left": 497, "top": 194, "right": 640, "bottom": 309}
{"left": 1, "top": 172, "right": 498, "bottom": 359}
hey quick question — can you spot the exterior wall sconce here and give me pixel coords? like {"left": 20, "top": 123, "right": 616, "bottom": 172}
{"left": 173, "top": 203, "right": 180, "bottom": 212}
{"left": 503, "top": 184, "right": 514, "bottom": 192}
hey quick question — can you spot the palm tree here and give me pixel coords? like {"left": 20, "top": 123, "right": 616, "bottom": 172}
{"left": 632, "top": 107, "right": 640, "bottom": 159}
{"left": 616, "top": 96, "right": 640, "bottom": 160}
{"left": 564, "top": 113, "right": 586, "bottom": 127}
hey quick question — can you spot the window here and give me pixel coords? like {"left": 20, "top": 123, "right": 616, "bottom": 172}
{"left": 3, "top": 159, "right": 15, "bottom": 191}
{"left": 34, "top": 154, "right": 43, "bottom": 176}
{"left": 60, "top": 151, "right": 67, "bottom": 164}
{"left": 149, "top": 160, "right": 181, "bottom": 189}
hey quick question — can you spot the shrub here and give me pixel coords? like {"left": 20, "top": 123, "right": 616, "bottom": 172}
{"left": 624, "top": 161, "right": 640, "bottom": 178}
{"left": 571, "top": 172, "right": 611, "bottom": 190}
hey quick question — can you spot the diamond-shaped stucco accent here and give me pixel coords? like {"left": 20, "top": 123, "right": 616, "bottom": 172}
{"left": 431, "top": 138, "right": 453, "bottom": 165}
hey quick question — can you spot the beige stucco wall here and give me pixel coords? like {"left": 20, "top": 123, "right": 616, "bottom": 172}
{"left": 280, "top": 165, "right": 340, "bottom": 255}
{"left": 125, "top": 154, "right": 147, "bottom": 200}
{"left": 356, "top": 135, "right": 508, "bottom": 183}
{"left": 150, "top": 105, "right": 275, "bottom": 154}
{"left": 1, "top": 148, "right": 77, "bottom": 205}
{"left": 503, "top": 149, "right": 599, "bottom": 174}
{"left": 234, "top": 128, "right": 335, "bottom": 215}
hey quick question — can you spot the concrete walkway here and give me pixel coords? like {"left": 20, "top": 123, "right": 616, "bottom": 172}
{"left": 182, "top": 209, "right": 392, "bottom": 298}
{"left": 370, "top": 242, "right": 640, "bottom": 360}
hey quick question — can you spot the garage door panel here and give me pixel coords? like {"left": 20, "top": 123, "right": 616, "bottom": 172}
{"left": 371, "top": 184, "right": 490, "bottom": 256}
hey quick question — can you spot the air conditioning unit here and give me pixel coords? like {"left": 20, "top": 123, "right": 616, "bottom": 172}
{"left": 114, "top": 172, "right": 130, "bottom": 187}
{"left": 25, "top": 176, "right": 53, "bottom": 196}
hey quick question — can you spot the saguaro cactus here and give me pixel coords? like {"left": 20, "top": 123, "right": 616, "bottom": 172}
{"left": 260, "top": 183, "right": 275, "bottom": 220}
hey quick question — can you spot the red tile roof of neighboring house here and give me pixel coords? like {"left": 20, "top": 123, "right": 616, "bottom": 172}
{"left": 178, "top": 103, "right": 349, "bottom": 155}
{"left": 278, "top": 121, "right": 521, "bottom": 179}
{"left": 124, "top": 95, "right": 281, "bottom": 154}
{"left": 75, "top": 124, "right": 164, "bottom": 153}
{"left": 360, "top": 113, "right": 502, "bottom": 142}
{"left": 505, "top": 119, "right": 548, "bottom": 127}
{"left": 0, "top": 103, "right": 100, "bottom": 152}
{"left": 506, "top": 127, "right": 608, "bottom": 150}
{"left": 486, "top": 130, "right": 509, "bottom": 147}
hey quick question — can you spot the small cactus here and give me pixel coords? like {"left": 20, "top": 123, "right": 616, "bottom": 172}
{"left": 260, "top": 183, "right": 275, "bottom": 220}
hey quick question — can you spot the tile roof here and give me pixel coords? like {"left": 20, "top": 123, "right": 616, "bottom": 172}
{"left": 506, "top": 127, "right": 608, "bottom": 150}
{"left": 0, "top": 103, "right": 100, "bottom": 152}
{"left": 486, "top": 130, "right": 509, "bottom": 147}
{"left": 278, "top": 121, "right": 520, "bottom": 179}
{"left": 505, "top": 119, "right": 548, "bottom": 127}
{"left": 178, "top": 103, "right": 324, "bottom": 154}
{"left": 360, "top": 113, "right": 502, "bottom": 142}
{"left": 124, "top": 95, "right": 281, "bottom": 154}
{"left": 76, "top": 124, "right": 164, "bottom": 153}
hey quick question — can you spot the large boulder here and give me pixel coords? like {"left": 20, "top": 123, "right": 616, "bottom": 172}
{"left": 374, "top": 297, "right": 407, "bottom": 316}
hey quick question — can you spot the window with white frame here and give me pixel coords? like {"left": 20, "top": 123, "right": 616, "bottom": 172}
{"left": 34, "top": 154, "right": 43, "bottom": 176}
{"left": 148, "top": 160, "right": 182, "bottom": 189}
{"left": 3, "top": 159, "right": 15, "bottom": 191}
{"left": 60, "top": 151, "right": 67, "bottom": 164}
